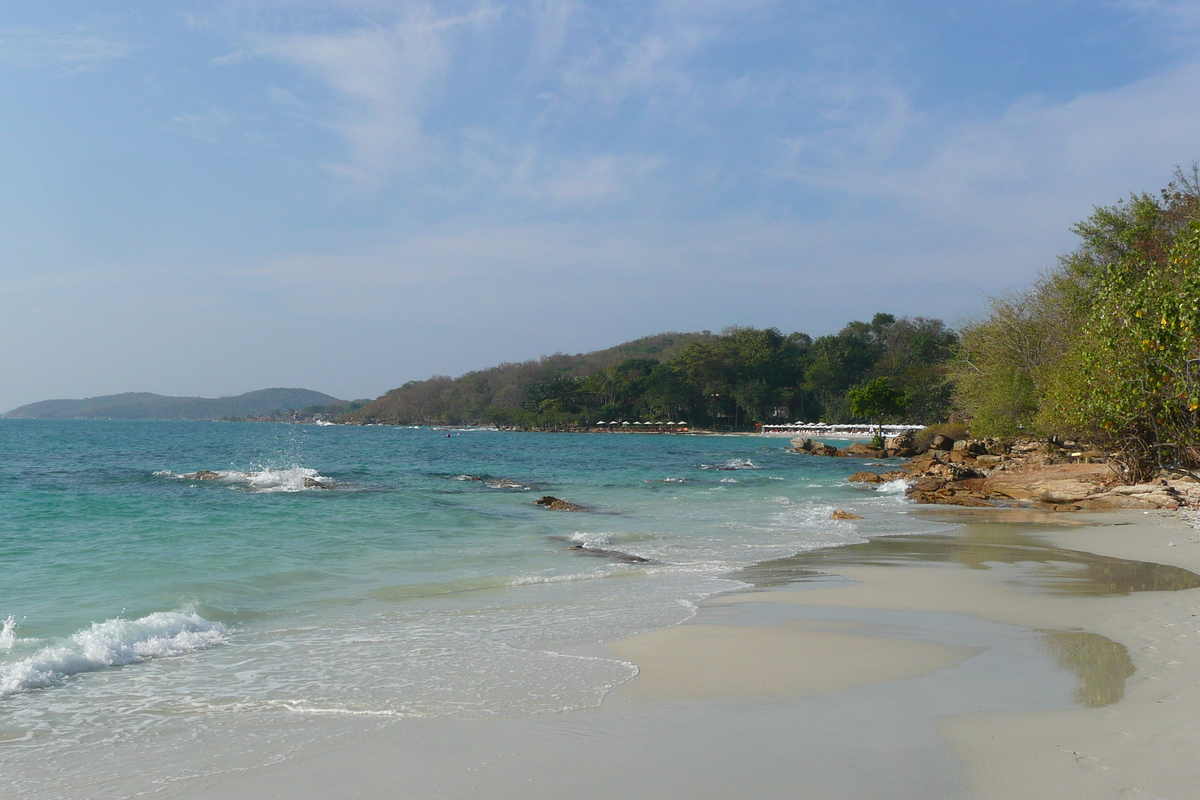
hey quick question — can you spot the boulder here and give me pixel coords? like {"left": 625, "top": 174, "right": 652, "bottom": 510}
{"left": 885, "top": 432, "right": 916, "bottom": 451}
{"left": 879, "top": 471, "right": 908, "bottom": 482}
{"left": 845, "top": 443, "right": 886, "bottom": 458}
{"left": 831, "top": 510, "right": 863, "bottom": 520}
{"left": 791, "top": 437, "right": 814, "bottom": 452}
{"left": 848, "top": 471, "right": 885, "bottom": 483}
{"left": 929, "top": 434, "right": 957, "bottom": 452}
{"left": 190, "top": 470, "right": 221, "bottom": 480}
{"left": 985, "top": 439, "right": 1011, "bottom": 456}
{"left": 535, "top": 495, "right": 583, "bottom": 511}
{"left": 807, "top": 441, "right": 843, "bottom": 457}
{"left": 303, "top": 477, "right": 331, "bottom": 489}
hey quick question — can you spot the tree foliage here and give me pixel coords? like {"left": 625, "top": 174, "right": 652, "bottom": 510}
{"left": 848, "top": 377, "right": 911, "bottom": 436}
{"left": 952, "top": 164, "right": 1200, "bottom": 479}
{"left": 345, "top": 316, "right": 957, "bottom": 428}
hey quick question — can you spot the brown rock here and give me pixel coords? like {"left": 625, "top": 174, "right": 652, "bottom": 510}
{"left": 845, "top": 443, "right": 886, "bottom": 458}
{"left": 929, "top": 434, "right": 957, "bottom": 451}
{"left": 879, "top": 471, "right": 908, "bottom": 482}
{"left": 848, "top": 471, "right": 885, "bottom": 483}
{"left": 190, "top": 470, "right": 221, "bottom": 480}
{"left": 831, "top": 510, "right": 863, "bottom": 520}
{"left": 535, "top": 495, "right": 583, "bottom": 511}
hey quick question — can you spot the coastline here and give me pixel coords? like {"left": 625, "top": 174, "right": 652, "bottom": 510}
{"left": 176, "top": 508, "right": 1200, "bottom": 800}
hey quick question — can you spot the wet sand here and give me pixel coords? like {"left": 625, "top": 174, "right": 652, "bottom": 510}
{"left": 179, "top": 510, "right": 1200, "bottom": 800}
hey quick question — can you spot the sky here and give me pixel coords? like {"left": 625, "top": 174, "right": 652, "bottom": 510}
{"left": 2, "top": 0, "right": 1199, "bottom": 410}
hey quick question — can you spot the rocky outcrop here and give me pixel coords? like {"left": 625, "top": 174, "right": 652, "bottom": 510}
{"left": 831, "top": 510, "right": 863, "bottom": 520}
{"left": 844, "top": 442, "right": 887, "bottom": 458}
{"left": 303, "top": 477, "right": 331, "bottom": 489}
{"left": 848, "top": 471, "right": 885, "bottom": 483}
{"left": 791, "top": 437, "right": 846, "bottom": 457}
{"left": 188, "top": 470, "right": 222, "bottom": 480}
{"left": 894, "top": 438, "right": 1192, "bottom": 510}
{"left": 535, "top": 495, "right": 584, "bottom": 511}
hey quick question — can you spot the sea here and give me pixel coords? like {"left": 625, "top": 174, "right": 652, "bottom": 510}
{"left": 0, "top": 420, "right": 938, "bottom": 798}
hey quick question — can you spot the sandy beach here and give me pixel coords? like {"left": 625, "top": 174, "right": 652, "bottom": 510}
{"left": 176, "top": 508, "right": 1200, "bottom": 800}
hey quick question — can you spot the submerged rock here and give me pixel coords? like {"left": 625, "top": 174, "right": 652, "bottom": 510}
{"left": 535, "top": 495, "right": 583, "bottom": 511}
{"left": 831, "top": 510, "right": 863, "bottom": 520}
{"left": 567, "top": 544, "right": 651, "bottom": 563}
{"left": 189, "top": 470, "right": 222, "bottom": 480}
{"left": 303, "top": 477, "right": 331, "bottom": 489}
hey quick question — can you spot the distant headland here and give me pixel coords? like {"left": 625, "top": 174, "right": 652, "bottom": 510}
{"left": 4, "top": 388, "right": 358, "bottom": 421}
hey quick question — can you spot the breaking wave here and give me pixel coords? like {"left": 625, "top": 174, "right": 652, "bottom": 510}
{"left": 0, "top": 610, "right": 229, "bottom": 696}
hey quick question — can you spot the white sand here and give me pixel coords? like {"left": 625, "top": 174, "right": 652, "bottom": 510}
{"left": 178, "top": 510, "right": 1200, "bottom": 800}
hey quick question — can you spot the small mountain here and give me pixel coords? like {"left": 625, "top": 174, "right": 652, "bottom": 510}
{"left": 5, "top": 388, "right": 346, "bottom": 420}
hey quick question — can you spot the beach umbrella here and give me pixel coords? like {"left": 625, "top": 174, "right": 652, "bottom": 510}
{"left": 596, "top": 421, "right": 607, "bottom": 425}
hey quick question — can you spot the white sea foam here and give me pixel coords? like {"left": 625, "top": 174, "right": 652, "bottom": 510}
{"left": 878, "top": 479, "right": 910, "bottom": 495}
{"left": 0, "top": 610, "right": 228, "bottom": 696}
{"left": 700, "top": 458, "right": 759, "bottom": 471}
{"left": 0, "top": 616, "right": 15, "bottom": 651}
{"left": 159, "top": 467, "right": 334, "bottom": 492}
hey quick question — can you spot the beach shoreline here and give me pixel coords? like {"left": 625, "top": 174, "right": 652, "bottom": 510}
{"left": 172, "top": 507, "right": 1200, "bottom": 800}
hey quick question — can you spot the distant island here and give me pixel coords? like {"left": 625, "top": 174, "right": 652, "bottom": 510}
{"left": 4, "top": 388, "right": 359, "bottom": 421}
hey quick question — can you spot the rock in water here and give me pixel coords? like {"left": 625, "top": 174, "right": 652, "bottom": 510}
{"left": 848, "top": 471, "right": 885, "bottom": 484}
{"left": 845, "top": 443, "right": 886, "bottom": 458}
{"left": 831, "top": 510, "right": 863, "bottom": 520}
{"left": 535, "top": 495, "right": 583, "bottom": 511}
{"left": 190, "top": 470, "right": 221, "bottom": 480}
{"left": 303, "top": 477, "right": 331, "bottom": 489}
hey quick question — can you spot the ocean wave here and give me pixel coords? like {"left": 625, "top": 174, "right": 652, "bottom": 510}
{"left": 156, "top": 467, "right": 335, "bottom": 493}
{"left": 0, "top": 610, "right": 228, "bottom": 696}
{"left": 878, "top": 479, "right": 910, "bottom": 495}
{"left": 509, "top": 571, "right": 612, "bottom": 587}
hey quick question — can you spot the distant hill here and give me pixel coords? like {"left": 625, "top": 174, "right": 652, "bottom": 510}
{"left": 5, "top": 388, "right": 347, "bottom": 420}
{"left": 347, "top": 332, "right": 716, "bottom": 425}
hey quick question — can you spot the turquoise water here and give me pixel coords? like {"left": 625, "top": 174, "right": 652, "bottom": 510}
{"left": 0, "top": 421, "right": 929, "bottom": 795}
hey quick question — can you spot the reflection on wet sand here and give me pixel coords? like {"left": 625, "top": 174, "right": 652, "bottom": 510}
{"left": 727, "top": 521, "right": 1197, "bottom": 710}
{"left": 1040, "top": 631, "right": 1136, "bottom": 707}
{"left": 731, "top": 523, "right": 1200, "bottom": 596}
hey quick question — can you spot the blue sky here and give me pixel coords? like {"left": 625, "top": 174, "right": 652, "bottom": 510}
{"left": 2, "top": 1, "right": 1199, "bottom": 410}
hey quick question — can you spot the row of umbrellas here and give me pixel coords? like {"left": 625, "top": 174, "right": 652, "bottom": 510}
{"left": 595, "top": 421, "right": 688, "bottom": 426}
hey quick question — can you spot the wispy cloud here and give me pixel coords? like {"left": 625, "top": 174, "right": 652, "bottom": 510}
{"left": 220, "top": 2, "right": 498, "bottom": 186}
{"left": 0, "top": 25, "right": 130, "bottom": 72}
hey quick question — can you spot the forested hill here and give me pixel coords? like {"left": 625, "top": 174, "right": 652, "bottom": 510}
{"left": 5, "top": 388, "right": 347, "bottom": 420}
{"left": 348, "top": 332, "right": 714, "bottom": 425}
{"left": 347, "top": 317, "right": 957, "bottom": 428}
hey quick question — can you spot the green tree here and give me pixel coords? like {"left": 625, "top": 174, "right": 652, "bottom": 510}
{"left": 848, "top": 377, "right": 911, "bottom": 442}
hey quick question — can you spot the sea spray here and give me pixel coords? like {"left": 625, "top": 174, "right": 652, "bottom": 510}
{"left": 0, "top": 616, "right": 16, "bottom": 651}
